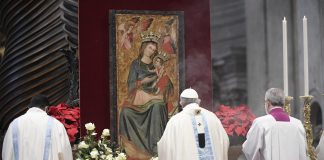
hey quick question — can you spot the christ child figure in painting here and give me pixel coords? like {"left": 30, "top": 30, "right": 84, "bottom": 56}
{"left": 149, "top": 52, "right": 172, "bottom": 96}
{"left": 148, "top": 52, "right": 174, "bottom": 113}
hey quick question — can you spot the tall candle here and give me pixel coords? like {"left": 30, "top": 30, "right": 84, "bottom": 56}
{"left": 303, "top": 16, "right": 309, "bottom": 96}
{"left": 283, "top": 17, "right": 288, "bottom": 96}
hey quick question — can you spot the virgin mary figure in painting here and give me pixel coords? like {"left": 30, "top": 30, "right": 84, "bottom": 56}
{"left": 119, "top": 32, "right": 174, "bottom": 159}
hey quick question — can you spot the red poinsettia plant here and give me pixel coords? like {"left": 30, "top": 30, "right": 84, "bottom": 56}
{"left": 215, "top": 104, "right": 256, "bottom": 137}
{"left": 48, "top": 103, "right": 80, "bottom": 143}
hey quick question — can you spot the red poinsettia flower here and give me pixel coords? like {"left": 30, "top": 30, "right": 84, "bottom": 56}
{"left": 48, "top": 103, "right": 80, "bottom": 143}
{"left": 215, "top": 104, "right": 256, "bottom": 137}
{"left": 67, "top": 127, "right": 79, "bottom": 143}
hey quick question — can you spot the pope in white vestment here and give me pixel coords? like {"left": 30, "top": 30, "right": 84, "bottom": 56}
{"left": 242, "top": 88, "right": 307, "bottom": 160}
{"left": 158, "top": 88, "right": 229, "bottom": 160}
{"left": 2, "top": 95, "right": 73, "bottom": 160}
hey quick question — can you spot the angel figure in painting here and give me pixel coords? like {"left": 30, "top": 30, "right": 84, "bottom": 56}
{"left": 119, "top": 32, "right": 174, "bottom": 160}
{"left": 159, "top": 18, "right": 177, "bottom": 54}
{"left": 118, "top": 17, "right": 140, "bottom": 50}
{"left": 138, "top": 18, "right": 154, "bottom": 32}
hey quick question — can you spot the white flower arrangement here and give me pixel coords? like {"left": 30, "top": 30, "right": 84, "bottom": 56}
{"left": 75, "top": 123, "right": 126, "bottom": 160}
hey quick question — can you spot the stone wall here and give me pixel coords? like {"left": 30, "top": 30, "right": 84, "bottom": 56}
{"left": 211, "top": 0, "right": 247, "bottom": 110}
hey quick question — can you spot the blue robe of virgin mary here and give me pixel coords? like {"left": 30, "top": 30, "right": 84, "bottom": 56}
{"left": 119, "top": 59, "right": 173, "bottom": 156}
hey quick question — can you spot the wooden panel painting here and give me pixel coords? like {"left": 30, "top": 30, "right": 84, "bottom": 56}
{"left": 109, "top": 10, "right": 185, "bottom": 159}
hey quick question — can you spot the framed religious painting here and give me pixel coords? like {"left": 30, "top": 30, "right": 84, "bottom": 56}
{"left": 109, "top": 10, "right": 185, "bottom": 159}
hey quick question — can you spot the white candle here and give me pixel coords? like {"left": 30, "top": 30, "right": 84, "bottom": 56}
{"left": 303, "top": 16, "right": 309, "bottom": 96}
{"left": 283, "top": 17, "right": 288, "bottom": 96}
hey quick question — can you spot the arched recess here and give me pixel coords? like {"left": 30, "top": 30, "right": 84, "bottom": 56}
{"left": 311, "top": 101, "right": 322, "bottom": 146}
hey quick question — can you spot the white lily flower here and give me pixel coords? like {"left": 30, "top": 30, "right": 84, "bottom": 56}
{"left": 102, "top": 129, "right": 110, "bottom": 136}
{"left": 78, "top": 141, "right": 89, "bottom": 149}
{"left": 116, "top": 152, "right": 127, "bottom": 160}
{"left": 100, "top": 155, "right": 106, "bottom": 159}
{"left": 105, "top": 154, "right": 114, "bottom": 160}
{"left": 85, "top": 123, "right": 95, "bottom": 131}
{"left": 90, "top": 149, "right": 99, "bottom": 158}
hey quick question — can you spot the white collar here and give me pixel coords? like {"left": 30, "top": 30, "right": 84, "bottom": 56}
{"left": 183, "top": 103, "right": 202, "bottom": 115}
{"left": 26, "top": 107, "right": 47, "bottom": 114}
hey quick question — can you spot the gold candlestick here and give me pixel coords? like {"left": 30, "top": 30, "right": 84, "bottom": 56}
{"left": 300, "top": 95, "right": 316, "bottom": 160}
{"left": 284, "top": 96, "right": 293, "bottom": 115}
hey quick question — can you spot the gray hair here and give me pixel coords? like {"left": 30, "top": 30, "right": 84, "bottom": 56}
{"left": 265, "top": 88, "right": 284, "bottom": 107}
{"left": 180, "top": 97, "right": 201, "bottom": 107}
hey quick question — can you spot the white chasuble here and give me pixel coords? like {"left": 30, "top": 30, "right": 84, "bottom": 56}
{"left": 2, "top": 107, "right": 73, "bottom": 160}
{"left": 242, "top": 115, "right": 307, "bottom": 160}
{"left": 157, "top": 103, "right": 229, "bottom": 160}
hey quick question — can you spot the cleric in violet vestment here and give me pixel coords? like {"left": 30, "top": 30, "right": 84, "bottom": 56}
{"left": 243, "top": 88, "right": 307, "bottom": 160}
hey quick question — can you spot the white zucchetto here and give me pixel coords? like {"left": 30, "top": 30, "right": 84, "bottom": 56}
{"left": 180, "top": 88, "right": 199, "bottom": 99}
